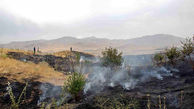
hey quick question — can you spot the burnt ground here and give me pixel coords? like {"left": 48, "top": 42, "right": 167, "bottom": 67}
{"left": 0, "top": 77, "right": 63, "bottom": 109}
{"left": 0, "top": 77, "right": 41, "bottom": 109}
{"left": 77, "top": 62, "right": 194, "bottom": 109}
{"left": 77, "top": 77, "right": 194, "bottom": 109}
{"left": 1, "top": 71, "right": 194, "bottom": 109}
{"left": 0, "top": 52, "right": 193, "bottom": 109}
{"left": 7, "top": 52, "right": 72, "bottom": 73}
{"left": 7, "top": 51, "right": 95, "bottom": 73}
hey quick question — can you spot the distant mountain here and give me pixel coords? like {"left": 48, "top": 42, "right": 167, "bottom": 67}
{"left": 0, "top": 34, "right": 184, "bottom": 55}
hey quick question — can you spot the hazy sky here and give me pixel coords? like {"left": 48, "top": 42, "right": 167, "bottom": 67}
{"left": 0, "top": 0, "right": 194, "bottom": 43}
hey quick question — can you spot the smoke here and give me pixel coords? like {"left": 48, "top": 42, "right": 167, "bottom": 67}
{"left": 84, "top": 66, "right": 111, "bottom": 93}
{"left": 37, "top": 55, "right": 178, "bottom": 103}
{"left": 38, "top": 83, "right": 62, "bottom": 104}
{"left": 81, "top": 56, "right": 175, "bottom": 94}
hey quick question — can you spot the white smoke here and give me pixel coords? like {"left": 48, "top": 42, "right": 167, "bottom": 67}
{"left": 81, "top": 54, "right": 176, "bottom": 93}
{"left": 38, "top": 83, "right": 62, "bottom": 104}
{"left": 37, "top": 55, "right": 178, "bottom": 103}
{"left": 84, "top": 65, "right": 174, "bottom": 93}
{"left": 84, "top": 66, "right": 110, "bottom": 93}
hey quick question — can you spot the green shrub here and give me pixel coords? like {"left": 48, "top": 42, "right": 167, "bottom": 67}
{"left": 165, "top": 47, "right": 181, "bottom": 64}
{"left": 64, "top": 72, "right": 85, "bottom": 101}
{"left": 181, "top": 37, "right": 194, "bottom": 58}
{"left": 101, "top": 47, "right": 123, "bottom": 68}
{"left": 153, "top": 53, "right": 166, "bottom": 66}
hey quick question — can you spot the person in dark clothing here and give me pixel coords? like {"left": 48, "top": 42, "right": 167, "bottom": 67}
{"left": 33, "top": 47, "right": 36, "bottom": 55}
{"left": 70, "top": 47, "right": 72, "bottom": 52}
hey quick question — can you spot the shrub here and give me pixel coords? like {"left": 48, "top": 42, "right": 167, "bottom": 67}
{"left": 181, "top": 37, "right": 194, "bottom": 58}
{"left": 101, "top": 47, "right": 123, "bottom": 68}
{"left": 64, "top": 72, "right": 85, "bottom": 101}
{"left": 153, "top": 53, "right": 166, "bottom": 66}
{"left": 165, "top": 47, "right": 181, "bottom": 64}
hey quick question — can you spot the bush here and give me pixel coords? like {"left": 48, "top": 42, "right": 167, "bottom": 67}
{"left": 165, "top": 47, "right": 181, "bottom": 64}
{"left": 181, "top": 37, "right": 194, "bottom": 58}
{"left": 153, "top": 53, "right": 166, "bottom": 66}
{"left": 64, "top": 72, "right": 85, "bottom": 101}
{"left": 101, "top": 47, "right": 123, "bottom": 68}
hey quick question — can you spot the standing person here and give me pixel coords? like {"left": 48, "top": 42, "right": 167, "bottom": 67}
{"left": 33, "top": 47, "right": 36, "bottom": 55}
{"left": 70, "top": 47, "right": 72, "bottom": 52}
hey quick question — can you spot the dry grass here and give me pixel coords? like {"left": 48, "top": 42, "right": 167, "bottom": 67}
{"left": 0, "top": 53, "right": 68, "bottom": 86}
{"left": 53, "top": 50, "right": 73, "bottom": 58}
{"left": 0, "top": 48, "right": 33, "bottom": 55}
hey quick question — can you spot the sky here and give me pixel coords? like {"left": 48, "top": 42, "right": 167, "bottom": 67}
{"left": 0, "top": 0, "right": 194, "bottom": 43}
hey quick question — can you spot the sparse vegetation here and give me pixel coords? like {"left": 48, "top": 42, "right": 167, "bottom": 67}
{"left": 181, "top": 37, "right": 194, "bottom": 63}
{"left": 165, "top": 46, "right": 181, "bottom": 64}
{"left": 101, "top": 47, "right": 123, "bottom": 68}
{"left": 146, "top": 94, "right": 151, "bottom": 109}
{"left": 153, "top": 37, "right": 193, "bottom": 66}
{"left": 153, "top": 53, "right": 166, "bottom": 66}
{"left": 181, "top": 37, "right": 194, "bottom": 57}
{"left": 64, "top": 72, "right": 85, "bottom": 101}
{"left": 90, "top": 95, "right": 140, "bottom": 109}
{"left": 7, "top": 82, "right": 28, "bottom": 109}
{"left": 158, "top": 95, "right": 162, "bottom": 109}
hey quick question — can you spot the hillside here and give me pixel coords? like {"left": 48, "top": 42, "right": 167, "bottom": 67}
{"left": 0, "top": 34, "right": 184, "bottom": 55}
{"left": 0, "top": 48, "right": 193, "bottom": 109}
{"left": 0, "top": 48, "right": 68, "bottom": 85}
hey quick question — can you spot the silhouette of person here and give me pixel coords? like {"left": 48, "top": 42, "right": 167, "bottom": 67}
{"left": 33, "top": 47, "right": 36, "bottom": 55}
{"left": 70, "top": 47, "right": 72, "bottom": 52}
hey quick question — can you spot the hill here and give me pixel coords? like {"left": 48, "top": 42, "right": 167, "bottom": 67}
{"left": 0, "top": 34, "right": 184, "bottom": 55}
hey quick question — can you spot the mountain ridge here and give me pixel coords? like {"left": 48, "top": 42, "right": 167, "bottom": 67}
{"left": 0, "top": 34, "right": 184, "bottom": 55}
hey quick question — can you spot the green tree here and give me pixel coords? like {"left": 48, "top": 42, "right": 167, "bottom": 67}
{"left": 101, "top": 47, "right": 123, "bottom": 68}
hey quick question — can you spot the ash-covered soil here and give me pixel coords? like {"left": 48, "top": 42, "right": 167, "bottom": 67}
{"left": 7, "top": 51, "right": 95, "bottom": 73}
{"left": 0, "top": 77, "right": 41, "bottom": 109}
{"left": 0, "top": 51, "right": 193, "bottom": 109}
{"left": 0, "top": 77, "right": 64, "bottom": 109}
{"left": 7, "top": 52, "right": 72, "bottom": 73}
{"left": 77, "top": 62, "right": 194, "bottom": 109}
